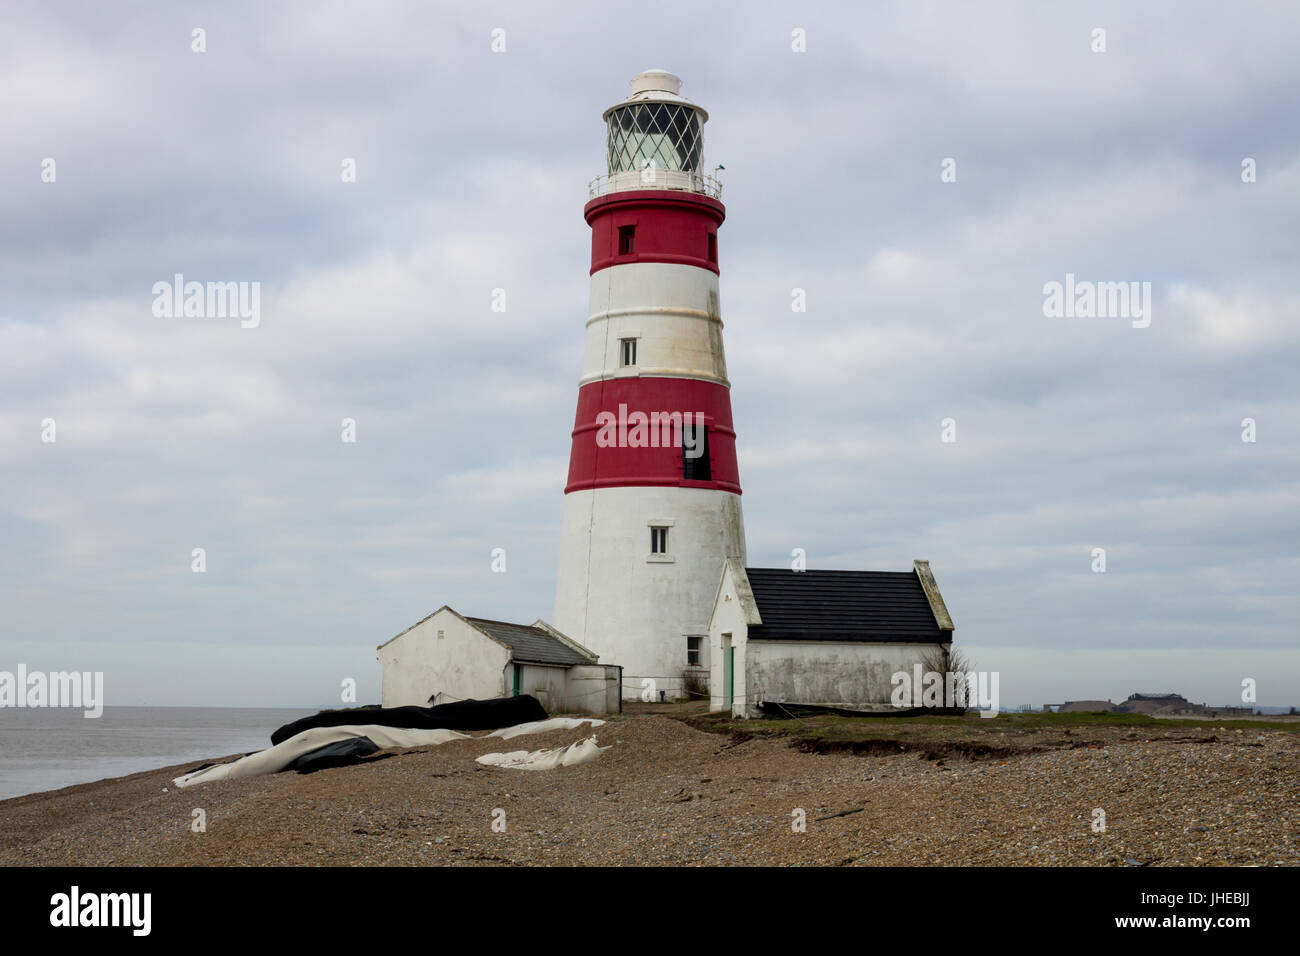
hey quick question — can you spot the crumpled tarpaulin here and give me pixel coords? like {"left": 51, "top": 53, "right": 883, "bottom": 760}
{"left": 269, "top": 695, "right": 548, "bottom": 745}
{"left": 475, "top": 735, "right": 610, "bottom": 770}
{"left": 485, "top": 717, "right": 605, "bottom": 740}
{"left": 172, "top": 726, "right": 469, "bottom": 788}
{"left": 288, "top": 736, "right": 381, "bottom": 774}
{"left": 172, "top": 714, "right": 613, "bottom": 787}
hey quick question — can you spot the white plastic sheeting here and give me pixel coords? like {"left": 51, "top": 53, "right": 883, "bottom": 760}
{"left": 485, "top": 717, "right": 606, "bottom": 740}
{"left": 475, "top": 735, "right": 610, "bottom": 770}
{"left": 172, "top": 725, "right": 469, "bottom": 788}
{"left": 171, "top": 715, "right": 620, "bottom": 787}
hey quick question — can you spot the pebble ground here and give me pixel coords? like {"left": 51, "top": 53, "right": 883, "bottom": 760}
{"left": 1, "top": 715, "right": 1294, "bottom": 866}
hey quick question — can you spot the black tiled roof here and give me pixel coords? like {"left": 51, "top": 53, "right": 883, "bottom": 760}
{"left": 744, "top": 568, "right": 948, "bottom": 643}
{"left": 465, "top": 618, "right": 596, "bottom": 666}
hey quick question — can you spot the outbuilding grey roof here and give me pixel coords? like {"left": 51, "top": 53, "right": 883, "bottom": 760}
{"left": 743, "top": 568, "right": 952, "bottom": 643}
{"left": 465, "top": 617, "right": 597, "bottom": 667}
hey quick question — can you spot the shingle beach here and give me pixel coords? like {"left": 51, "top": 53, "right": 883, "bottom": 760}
{"left": 2, "top": 715, "right": 1295, "bottom": 866}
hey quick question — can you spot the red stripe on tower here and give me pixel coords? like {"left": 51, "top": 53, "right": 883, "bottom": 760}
{"left": 565, "top": 377, "right": 741, "bottom": 494}
{"left": 585, "top": 191, "right": 725, "bottom": 275}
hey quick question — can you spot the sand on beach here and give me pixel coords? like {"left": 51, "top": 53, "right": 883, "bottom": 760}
{"left": 1, "top": 714, "right": 1295, "bottom": 866}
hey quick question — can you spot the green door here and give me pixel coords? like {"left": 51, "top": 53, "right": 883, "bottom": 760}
{"left": 512, "top": 664, "right": 520, "bottom": 697}
{"left": 725, "top": 646, "right": 735, "bottom": 710}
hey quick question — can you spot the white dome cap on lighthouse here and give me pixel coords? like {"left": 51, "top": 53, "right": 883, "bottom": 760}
{"left": 631, "top": 69, "right": 681, "bottom": 95}
{"left": 603, "top": 68, "right": 708, "bottom": 123}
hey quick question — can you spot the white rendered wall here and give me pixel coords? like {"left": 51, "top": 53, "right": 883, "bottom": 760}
{"left": 378, "top": 609, "right": 509, "bottom": 708}
{"left": 708, "top": 564, "right": 752, "bottom": 716}
{"left": 565, "top": 664, "right": 623, "bottom": 714}
{"left": 583, "top": 262, "right": 728, "bottom": 385}
{"left": 719, "top": 635, "right": 943, "bottom": 719}
{"left": 555, "top": 484, "right": 745, "bottom": 700}
{"left": 516, "top": 663, "right": 569, "bottom": 713}
{"left": 517, "top": 663, "right": 622, "bottom": 714}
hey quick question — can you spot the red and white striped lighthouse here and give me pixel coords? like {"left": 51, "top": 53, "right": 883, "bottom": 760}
{"left": 554, "top": 70, "right": 746, "bottom": 700}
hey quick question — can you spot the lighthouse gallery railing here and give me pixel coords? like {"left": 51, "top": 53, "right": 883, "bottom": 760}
{"left": 588, "top": 169, "right": 722, "bottom": 200}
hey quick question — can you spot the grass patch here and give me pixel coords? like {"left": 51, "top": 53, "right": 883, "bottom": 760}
{"left": 676, "top": 709, "right": 1298, "bottom": 762}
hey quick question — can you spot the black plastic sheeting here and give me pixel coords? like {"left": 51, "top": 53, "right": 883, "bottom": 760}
{"left": 269, "top": 695, "right": 549, "bottom": 746}
{"left": 286, "top": 736, "right": 381, "bottom": 774}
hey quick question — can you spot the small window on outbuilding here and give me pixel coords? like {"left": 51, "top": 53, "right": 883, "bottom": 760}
{"left": 687, "top": 635, "right": 702, "bottom": 667}
{"left": 618, "top": 225, "right": 636, "bottom": 255}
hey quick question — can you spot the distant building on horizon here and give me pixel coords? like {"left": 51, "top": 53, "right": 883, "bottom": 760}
{"left": 1051, "top": 693, "right": 1257, "bottom": 717}
{"left": 1058, "top": 699, "right": 1115, "bottom": 714}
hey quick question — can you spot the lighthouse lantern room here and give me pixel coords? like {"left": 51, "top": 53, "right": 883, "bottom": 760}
{"left": 554, "top": 70, "right": 746, "bottom": 701}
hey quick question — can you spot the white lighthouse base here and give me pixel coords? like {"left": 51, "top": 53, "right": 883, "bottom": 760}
{"left": 554, "top": 485, "right": 746, "bottom": 701}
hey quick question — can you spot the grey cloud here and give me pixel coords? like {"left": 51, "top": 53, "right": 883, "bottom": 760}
{"left": 1, "top": 1, "right": 1296, "bottom": 707}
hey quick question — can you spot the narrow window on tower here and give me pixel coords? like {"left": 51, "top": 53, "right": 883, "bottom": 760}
{"left": 707, "top": 232, "right": 717, "bottom": 264}
{"left": 686, "top": 635, "right": 702, "bottom": 667}
{"left": 647, "top": 518, "right": 674, "bottom": 563}
{"left": 682, "top": 423, "right": 711, "bottom": 481}
{"left": 618, "top": 225, "right": 636, "bottom": 255}
{"left": 620, "top": 337, "right": 637, "bottom": 367}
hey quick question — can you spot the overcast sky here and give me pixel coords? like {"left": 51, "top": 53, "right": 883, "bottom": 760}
{"left": 2, "top": 1, "right": 1297, "bottom": 709}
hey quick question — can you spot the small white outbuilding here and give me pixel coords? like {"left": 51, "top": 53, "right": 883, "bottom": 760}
{"left": 377, "top": 607, "right": 621, "bottom": 715}
{"left": 708, "top": 559, "right": 956, "bottom": 718}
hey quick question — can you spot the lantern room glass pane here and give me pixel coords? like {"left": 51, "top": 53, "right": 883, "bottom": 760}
{"left": 606, "top": 103, "right": 702, "bottom": 173}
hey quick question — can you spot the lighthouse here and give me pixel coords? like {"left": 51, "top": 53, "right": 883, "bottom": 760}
{"left": 553, "top": 70, "right": 746, "bottom": 701}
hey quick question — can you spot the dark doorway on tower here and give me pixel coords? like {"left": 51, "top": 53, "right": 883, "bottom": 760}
{"left": 682, "top": 422, "right": 710, "bottom": 481}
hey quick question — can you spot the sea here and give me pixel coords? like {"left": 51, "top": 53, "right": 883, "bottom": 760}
{"left": 0, "top": 707, "right": 310, "bottom": 801}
